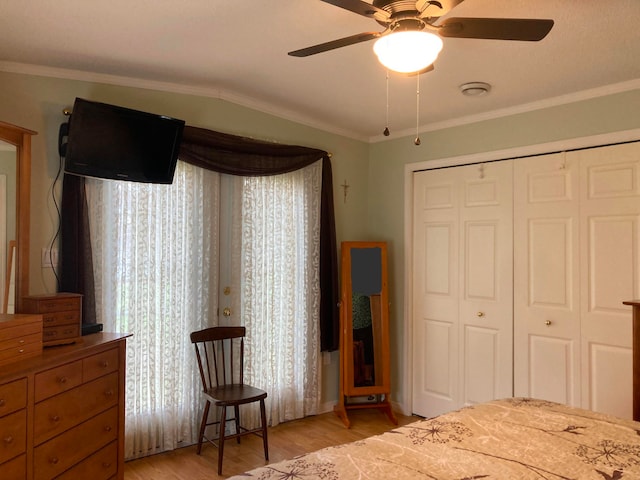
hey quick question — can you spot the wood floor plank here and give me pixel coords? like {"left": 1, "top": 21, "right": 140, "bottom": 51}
{"left": 125, "top": 409, "right": 417, "bottom": 479}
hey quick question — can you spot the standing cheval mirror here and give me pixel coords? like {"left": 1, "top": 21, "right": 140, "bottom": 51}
{"left": 334, "top": 241, "right": 397, "bottom": 428}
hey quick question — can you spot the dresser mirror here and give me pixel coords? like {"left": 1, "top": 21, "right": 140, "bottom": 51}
{"left": 0, "top": 121, "right": 35, "bottom": 314}
{"left": 334, "top": 241, "right": 396, "bottom": 427}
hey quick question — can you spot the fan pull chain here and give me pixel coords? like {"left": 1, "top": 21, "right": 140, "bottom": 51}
{"left": 383, "top": 70, "right": 390, "bottom": 136}
{"left": 414, "top": 73, "right": 421, "bottom": 146}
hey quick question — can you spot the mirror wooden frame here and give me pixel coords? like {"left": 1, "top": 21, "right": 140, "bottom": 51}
{"left": 0, "top": 121, "right": 35, "bottom": 313}
{"left": 334, "top": 241, "right": 397, "bottom": 428}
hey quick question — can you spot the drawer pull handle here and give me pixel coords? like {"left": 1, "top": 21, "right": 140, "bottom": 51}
{"left": 51, "top": 415, "right": 60, "bottom": 423}
{"left": 102, "top": 462, "right": 112, "bottom": 468}
{"left": 101, "top": 360, "right": 109, "bottom": 368}
{"left": 0, "top": 399, "right": 5, "bottom": 407}
{"left": 19, "top": 339, "right": 25, "bottom": 344}
{"left": 18, "top": 348, "right": 25, "bottom": 353}
{"left": 104, "top": 389, "right": 114, "bottom": 397}
{"left": 104, "top": 425, "right": 112, "bottom": 432}
{"left": 3, "top": 435, "right": 13, "bottom": 444}
{"left": 50, "top": 457, "right": 59, "bottom": 465}
{"left": 58, "top": 376, "right": 67, "bottom": 384}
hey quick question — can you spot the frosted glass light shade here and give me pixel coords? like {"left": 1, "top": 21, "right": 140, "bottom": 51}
{"left": 373, "top": 31, "right": 443, "bottom": 73}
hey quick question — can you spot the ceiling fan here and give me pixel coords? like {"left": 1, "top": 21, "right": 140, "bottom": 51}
{"left": 289, "top": 0, "right": 554, "bottom": 73}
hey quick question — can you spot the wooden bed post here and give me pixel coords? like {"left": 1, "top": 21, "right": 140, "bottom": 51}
{"left": 623, "top": 300, "right": 640, "bottom": 421}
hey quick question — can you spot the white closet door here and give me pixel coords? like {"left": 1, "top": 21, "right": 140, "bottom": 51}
{"left": 412, "top": 161, "right": 513, "bottom": 417}
{"left": 513, "top": 152, "right": 581, "bottom": 405}
{"left": 458, "top": 162, "right": 514, "bottom": 407}
{"left": 578, "top": 142, "right": 640, "bottom": 419}
{"left": 412, "top": 167, "right": 460, "bottom": 416}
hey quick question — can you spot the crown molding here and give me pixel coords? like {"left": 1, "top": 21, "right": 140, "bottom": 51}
{"left": 370, "top": 78, "right": 640, "bottom": 143}
{"left": 1, "top": 61, "right": 638, "bottom": 145}
{"left": 0, "top": 61, "right": 367, "bottom": 142}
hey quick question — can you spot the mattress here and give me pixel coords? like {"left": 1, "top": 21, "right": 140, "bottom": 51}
{"left": 228, "top": 398, "right": 640, "bottom": 479}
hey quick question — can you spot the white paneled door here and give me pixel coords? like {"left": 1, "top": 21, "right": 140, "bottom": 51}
{"left": 578, "top": 143, "right": 640, "bottom": 418}
{"left": 412, "top": 162, "right": 513, "bottom": 418}
{"left": 513, "top": 152, "right": 582, "bottom": 406}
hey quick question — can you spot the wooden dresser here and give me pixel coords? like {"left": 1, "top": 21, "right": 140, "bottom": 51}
{"left": 0, "top": 332, "right": 129, "bottom": 480}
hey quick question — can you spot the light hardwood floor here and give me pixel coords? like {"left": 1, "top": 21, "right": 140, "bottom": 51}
{"left": 125, "top": 409, "right": 418, "bottom": 479}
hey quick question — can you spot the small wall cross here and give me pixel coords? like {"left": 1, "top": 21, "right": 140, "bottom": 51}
{"left": 341, "top": 179, "right": 350, "bottom": 203}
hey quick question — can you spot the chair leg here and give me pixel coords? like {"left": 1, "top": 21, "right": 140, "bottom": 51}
{"left": 260, "top": 398, "right": 269, "bottom": 461}
{"left": 196, "top": 401, "right": 210, "bottom": 455}
{"left": 218, "top": 406, "right": 227, "bottom": 476}
{"left": 234, "top": 405, "right": 241, "bottom": 444}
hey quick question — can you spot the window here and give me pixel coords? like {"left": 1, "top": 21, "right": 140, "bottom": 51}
{"left": 86, "top": 160, "right": 321, "bottom": 459}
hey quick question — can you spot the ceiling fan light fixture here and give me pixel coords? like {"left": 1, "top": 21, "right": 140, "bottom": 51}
{"left": 373, "top": 30, "right": 443, "bottom": 74}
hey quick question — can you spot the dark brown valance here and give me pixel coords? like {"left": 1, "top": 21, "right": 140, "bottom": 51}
{"left": 179, "top": 126, "right": 328, "bottom": 175}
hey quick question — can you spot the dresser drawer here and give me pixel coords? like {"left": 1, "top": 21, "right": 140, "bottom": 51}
{"left": 1, "top": 453, "right": 26, "bottom": 479}
{"left": 0, "top": 338, "right": 43, "bottom": 366}
{"left": 83, "top": 347, "right": 119, "bottom": 382}
{"left": 34, "top": 372, "right": 119, "bottom": 445}
{"left": 34, "top": 359, "right": 83, "bottom": 402}
{"left": 42, "top": 310, "right": 81, "bottom": 327}
{"left": 34, "top": 406, "right": 118, "bottom": 480}
{"left": 0, "top": 409, "right": 26, "bottom": 464}
{"left": 56, "top": 441, "right": 118, "bottom": 480}
{"left": 43, "top": 324, "right": 81, "bottom": 343}
{"left": 0, "top": 378, "right": 27, "bottom": 417}
{"left": 24, "top": 294, "right": 82, "bottom": 313}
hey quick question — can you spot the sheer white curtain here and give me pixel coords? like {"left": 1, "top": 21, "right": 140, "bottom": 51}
{"left": 86, "top": 161, "right": 219, "bottom": 459}
{"left": 85, "top": 158, "right": 322, "bottom": 458}
{"left": 241, "top": 161, "right": 322, "bottom": 426}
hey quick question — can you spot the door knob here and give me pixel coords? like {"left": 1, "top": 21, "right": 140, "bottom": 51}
{"left": 545, "top": 320, "right": 552, "bottom": 326}
{"left": 223, "top": 307, "right": 232, "bottom": 317}
{"left": 477, "top": 312, "right": 485, "bottom": 317}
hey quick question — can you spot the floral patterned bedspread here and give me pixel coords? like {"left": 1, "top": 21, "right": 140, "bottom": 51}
{"left": 228, "top": 398, "right": 640, "bottom": 479}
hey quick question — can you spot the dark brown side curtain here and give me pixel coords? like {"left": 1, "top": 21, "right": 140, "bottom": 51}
{"left": 60, "top": 173, "right": 97, "bottom": 327}
{"left": 60, "top": 125, "right": 339, "bottom": 351}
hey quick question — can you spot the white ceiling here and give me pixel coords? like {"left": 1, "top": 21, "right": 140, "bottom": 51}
{"left": 1, "top": 0, "right": 639, "bottom": 142}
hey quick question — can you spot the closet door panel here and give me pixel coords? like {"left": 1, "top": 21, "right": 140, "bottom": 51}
{"left": 459, "top": 162, "right": 513, "bottom": 406}
{"left": 464, "top": 325, "right": 499, "bottom": 404}
{"left": 579, "top": 142, "right": 640, "bottom": 419}
{"left": 514, "top": 153, "right": 581, "bottom": 405}
{"left": 529, "top": 335, "right": 574, "bottom": 402}
{"left": 412, "top": 169, "right": 460, "bottom": 416}
{"left": 587, "top": 343, "right": 632, "bottom": 418}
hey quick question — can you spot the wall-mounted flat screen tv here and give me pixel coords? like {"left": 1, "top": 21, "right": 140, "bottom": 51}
{"left": 63, "top": 97, "right": 185, "bottom": 184}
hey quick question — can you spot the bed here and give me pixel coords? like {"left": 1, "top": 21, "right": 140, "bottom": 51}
{"left": 228, "top": 398, "right": 640, "bottom": 479}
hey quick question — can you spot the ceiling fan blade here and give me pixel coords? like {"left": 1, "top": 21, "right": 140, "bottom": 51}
{"left": 288, "top": 31, "right": 382, "bottom": 57}
{"left": 418, "top": 0, "right": 465, "bottom": 18}
{"left": 439, "top": 17, "right": 554, "bottom": 41}
{"left": 320, "top": 0, "right": 390, "bottom": 19}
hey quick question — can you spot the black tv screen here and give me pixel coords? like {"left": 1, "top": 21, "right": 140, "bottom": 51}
{"left": 64, "top": 98, "right": 185, "bottom": 184}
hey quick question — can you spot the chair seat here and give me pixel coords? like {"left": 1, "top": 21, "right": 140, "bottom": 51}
{"left": 205, "top": 384, "right": 267, "bottom": 406}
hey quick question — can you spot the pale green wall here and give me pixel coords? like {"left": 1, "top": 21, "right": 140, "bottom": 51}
{"left": 1, "top": 69, "right": 639, "bottom": 414}
{"left": 369, "top": 88, "right": 640, "bottom": 410}
{"left": 0, "top": 70, "right": 371, "bottom": 409}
